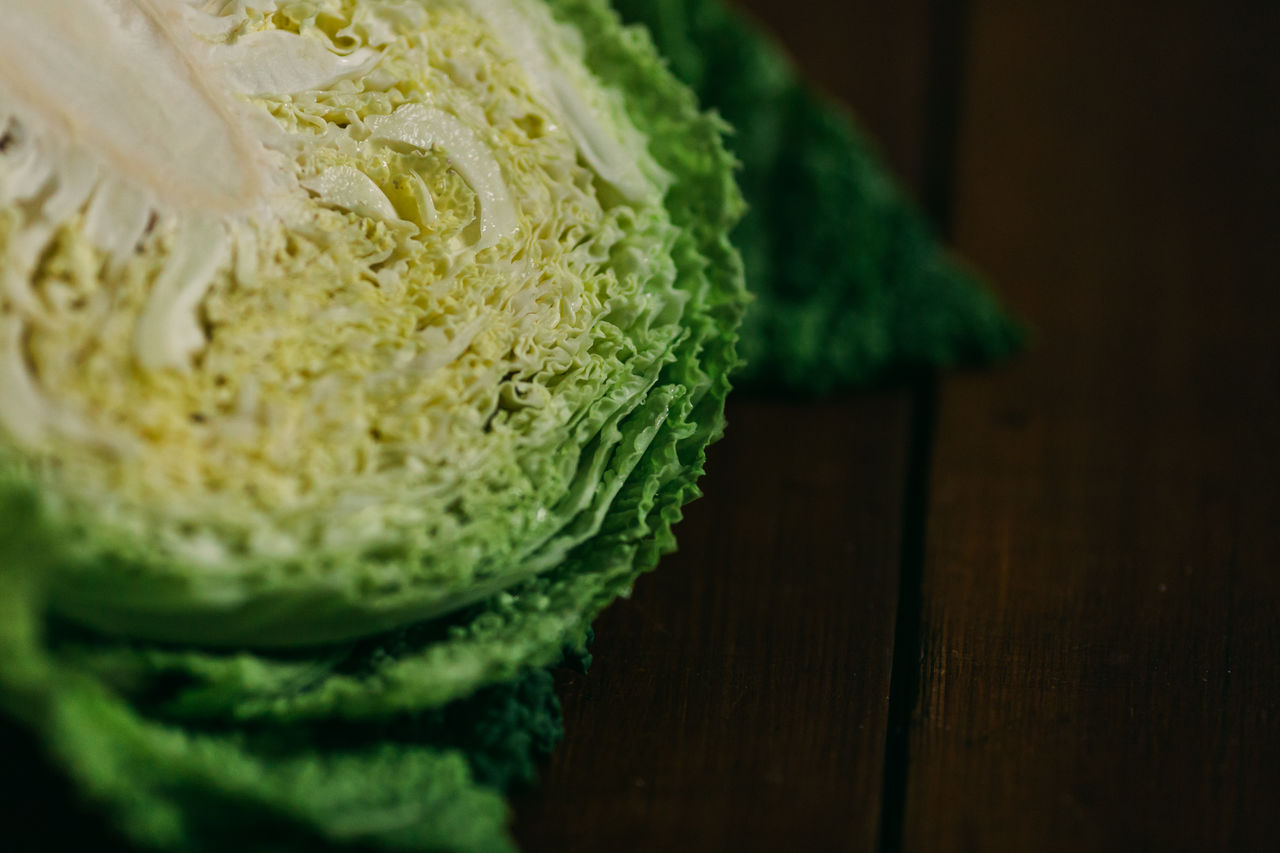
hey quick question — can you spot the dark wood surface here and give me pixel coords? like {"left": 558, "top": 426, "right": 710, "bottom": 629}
{"left": 904, "top": 3, "right": 1280, "bottom": 851}
{"left": 516, "top": 1, "right": 1280, "bottom": 851}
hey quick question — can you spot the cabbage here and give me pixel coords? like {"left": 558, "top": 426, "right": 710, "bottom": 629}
{"left": 1, "top": 0, "right": 742, "bottom": 849}
{"left": 1, "top": 1, "right": 1023, "bottom": 849}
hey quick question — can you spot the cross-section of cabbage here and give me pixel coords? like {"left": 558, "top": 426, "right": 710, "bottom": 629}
{"left": 0, "top": 0, "right": 699, "bottom": 645}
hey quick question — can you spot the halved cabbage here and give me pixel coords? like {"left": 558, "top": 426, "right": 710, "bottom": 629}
{"left": 0, "top": 0, "right": 744, "bottom": 647}
{"left": 0, "top": 1, "right": 744, "bottom": 849}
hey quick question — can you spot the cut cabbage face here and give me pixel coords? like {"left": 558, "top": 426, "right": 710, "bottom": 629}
{"left": 0, "top": 0, "right": 742, "bottom": 645}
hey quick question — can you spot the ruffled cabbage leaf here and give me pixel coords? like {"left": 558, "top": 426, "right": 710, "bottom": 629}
{"left": 616, "top": 0, "right": 1024, "bottom": 393}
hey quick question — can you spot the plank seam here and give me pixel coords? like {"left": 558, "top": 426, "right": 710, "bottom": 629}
{"left": 876, "top": 0, "right": 972, "bottom": 850}
{"left": 875, "top": 377, "right": 936, "bottom": 853}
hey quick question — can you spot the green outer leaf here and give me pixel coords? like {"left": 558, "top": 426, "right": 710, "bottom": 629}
{"left": 614, "top": 0, "right": 1025, "bottom": 393}
{"left": 2, "top": 491, "right": 542, "bottom": 853}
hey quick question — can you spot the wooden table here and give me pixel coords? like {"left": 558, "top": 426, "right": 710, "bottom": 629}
{"left": 513, "top": 1, "right": 1280, "bottom": 850}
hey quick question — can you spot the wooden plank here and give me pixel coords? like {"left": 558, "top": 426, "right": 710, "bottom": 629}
{"left": 902, "top": 2, "right": 1280, "bottom": 851}
{"left": 732, "top": 0, "right": 934, "bottom": 191}
{"left": 514, "top": 1, "right": 938, "bottom": 849}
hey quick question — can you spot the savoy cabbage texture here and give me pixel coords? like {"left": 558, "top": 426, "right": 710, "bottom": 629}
{"left": 3, "top": 0, "right": 717, "bottom": 649}
{"left": 2, "top": 0, "right": 742, "bottom": 849}
{"left": 615, "top": 0, "right": 1024, "bottom": 392}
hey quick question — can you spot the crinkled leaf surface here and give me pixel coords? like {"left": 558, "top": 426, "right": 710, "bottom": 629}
{"left": 616, "top": 0, "right": 1025, "bottom": 393}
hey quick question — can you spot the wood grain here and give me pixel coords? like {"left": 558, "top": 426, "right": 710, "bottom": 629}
{"left": 731, "top": 0, "right": 934, "bottom": 191}
{"left": 902, "top": 2, "right": 1280, "bottom": 851}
